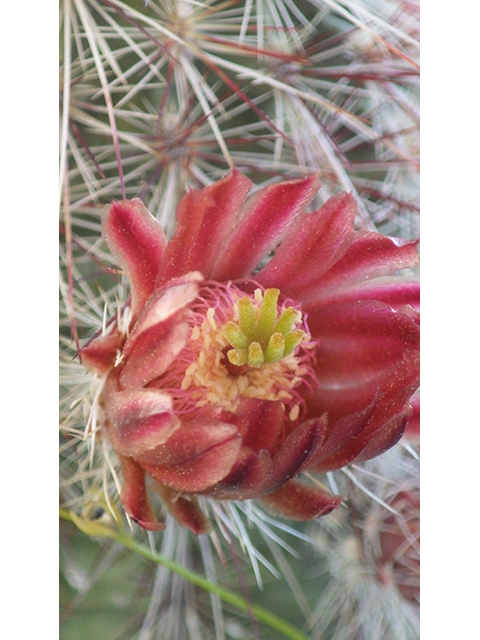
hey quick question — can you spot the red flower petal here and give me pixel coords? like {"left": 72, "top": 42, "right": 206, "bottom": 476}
{"left": 309, "top": 353, "right": 419, "bottom": 471}
{"left": 402, "top": 391, "right": 420, "bottom": 442}
{"left": 102, "top": 199, "right": 167, "bottom": 319}
{"left": 211, "top": 174, "right": 321, "bottom": 281}
{"left": 156, "top": 169, "right": 252, "bottom": 285}
{"left": 269, "top": 416, "right": 327, "bottom": 491}
{"left": 78, "top": 332, "right": 121, "bottom": 375}
{"left": 308, "top": 300, "right": 420, "bottom": 393}
{"left": 304, "top": 276, "right": 420, "bottom": 312}
{"left": 106, "top": 388, "right": 180, "bottom": 457}
{"left": 122, "top": 272, "right": 202, "bottom": 358}
{"left": 256, "top": 191, "right": 356, "bottom": 299}
{"left": 301, "top": 231, "right": 419, "bottom": 301}
{"left": 155, "top": 484, "right": 211, "bottom": 535}
{"left": 118, "top": 455, "right": 165, "bottom": 531}
{"left": 139, "top": 421, "right": 242, "bottom": 492}
{"left": 307, "top": 400, "right": 379, "bottom": 470}
{"left": 353, "top": 411, "right": 410, "bottom": 463}
{"left": 220, "top": 399, "right": 284, "bottom": 453}
{"left": 259, "top": 479, "right": 343, "bottom": 520}
{"left": 205, "top": 448, "right": 275, "bottom": 500}
{"left": 119, "top": 317, "right": 190, "bottom": 390}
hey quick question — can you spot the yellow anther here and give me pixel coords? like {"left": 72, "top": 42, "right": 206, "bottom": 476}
{"left": 264, "top": 332, "right": 285, "bottom": 363}
{"left": 248, "top": 342, "right": 264, "bottom": 368}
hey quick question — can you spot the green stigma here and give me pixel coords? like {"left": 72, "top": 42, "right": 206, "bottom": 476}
{"left": 226, "top": 288, "right": 305, "bottom": 369}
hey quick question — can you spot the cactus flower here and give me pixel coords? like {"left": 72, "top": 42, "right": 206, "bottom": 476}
{"left": 80, "top": 169, "right": 419, "bottom": 534}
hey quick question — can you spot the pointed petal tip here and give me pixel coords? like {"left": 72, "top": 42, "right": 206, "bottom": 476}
{"left": 102, "top": 199, "right": 167, "bottom": 318}
{"left": 78, "top": 333, "right": 120, "bottom": 376}
{"left": 260, "top": 479, "right": 344, "bottom": 521}
{"left": 118, "top": 455, "right": 166, "bottom": 531}
{"left": 156, "top": 484, "right": 212, "bottom": 535}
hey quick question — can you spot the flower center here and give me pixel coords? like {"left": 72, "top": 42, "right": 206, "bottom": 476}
{"left": 175, "top": 284, "right": 316, "bottom": 418}
{"left": 224, "top": 288, "right": 305, "bottom": 369}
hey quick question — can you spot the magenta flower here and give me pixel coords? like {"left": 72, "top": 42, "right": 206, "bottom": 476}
{"left": 80, "top": 169, "right": 419, "bottom": 534}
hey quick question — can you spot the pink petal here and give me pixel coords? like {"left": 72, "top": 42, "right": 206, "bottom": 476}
{"left": 256, "top": 191, "right": 356, "bottom": 299}
{"left": 304, "top": 277, "right": 420, "bottom": 312}
{"left": 118, "top": 454, "right": 165, "bottom": 531}
{"left": 309, "top": 353, "right": 419, "bottom": 471}
{"left": 402, "top": 392, "right": 420, "bottom": 442}
{"left": 205, "top": 448, "right": 274, "bottom": 500}
{"left": 139, "top": 421, "right": 241, "bottom": 492}
{"left": 102, "top": 199, "right": 167, "bottom": 319}
{"left": 156, "top": 169, "right": 252, "bottom": 285}
{"left": 301, "top": 231, "right": 419, "bottom": 301}
{"left": 78, "top": 332, "right": 121, "bottom": 375}
{"left": 122, "top": 272, "right": 202, "bottom": 358}
{"left": 307, "top": 400, "right": 379, "bottom": 470}
{"left": 259, "top": 479, "right": 343, "bottom": 520}
{"left": 106, "top": 388, "right": 180, "bottom": 457}
{"left": 307, "top": 300, "right": 420, "bottom": 391}
{"left": 353, "top": 411, "right": 409, "bottom": 463}
{"left": 268, "top": 416, "right": 327, "bottom": 491}
{"left": 220, "top": 399, "right": 284, "bottom": 453}
{"left": 119, "top": 315, "right": 190, "bottom": 390}
{"left": 211, "top": 174, "right": 321, "bottom": 282}
{"left": 155, "top": 484, "right": 211, "bottom": 535}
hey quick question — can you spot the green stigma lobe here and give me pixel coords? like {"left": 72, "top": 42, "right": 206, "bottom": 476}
{"left": 255, "top": 288, "right": 280, "bottom": 344}
{"left": 284, "top": 330, "right": 304, "bottom": 357}
{"left": 238, "top": 297, "right": 256, "bottom": 341}
{"left": 248, "top": 342, "right": 264, "bottom": 368}
{"left": 274, "top": 307, "right": 298, "bottom": 336}
{"left": 264, "top": 333, "right": 285, "bottom": 363}
{"left": 225, "top": 289, "right": 305, "bottom": 369}
{"left": 225, "top": 321, "right": 248, "bottom": 349}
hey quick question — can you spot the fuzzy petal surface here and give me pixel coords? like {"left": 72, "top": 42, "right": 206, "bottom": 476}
{"left": 156, "top": 169, "right": 252, "bottom": 284}
{"left": 139, "top": 421, "right": 242, "bottom": 492}
{"left": 257, "top": 191, "right": 356, "bottom": 299}
{"left": 119, "top": 316, "right": 190, "bottom": 390}
{"left": 205, "top": 448, "right": 274, "bottom": 500}
{"left": 301, "top": 231, "right": 419, "bottom": 301}
{"left": 212, "top": 174, "right": 320, "bottom": 281}
{"left": 259, "top": 479, "right": 343, "bottom": 520}
{"left": 102, "top": 199, "right": 167, "bottom": 319}
{"left": 304, "top": 276, "right": 420, "bottom": 312}
{"left": 220, "top": 399, "right": 285, "bottom": 453}
{"left": 155, "top": 484, "right": 211, "bottom": 535}
{"left": 122, "top": 272, "right": 202, "bottom": 358}
{"left": 118, "top": 455, "right": 165, "bottom": 531}
{"left": 307, "top": 300, "right": 420, "bottom": 394}
{"left": 269, "top": 416, "right": 327, "bottom": 491}
{"left": 78, "top": 332, "right": 121, "bottom": 375}
{"left": 106, "top": 388, "right": 180, "bottom": 457}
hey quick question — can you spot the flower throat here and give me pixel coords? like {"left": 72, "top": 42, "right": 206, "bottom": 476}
{"left": 156, "top": 283, "right": 316, "bottom": 418}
